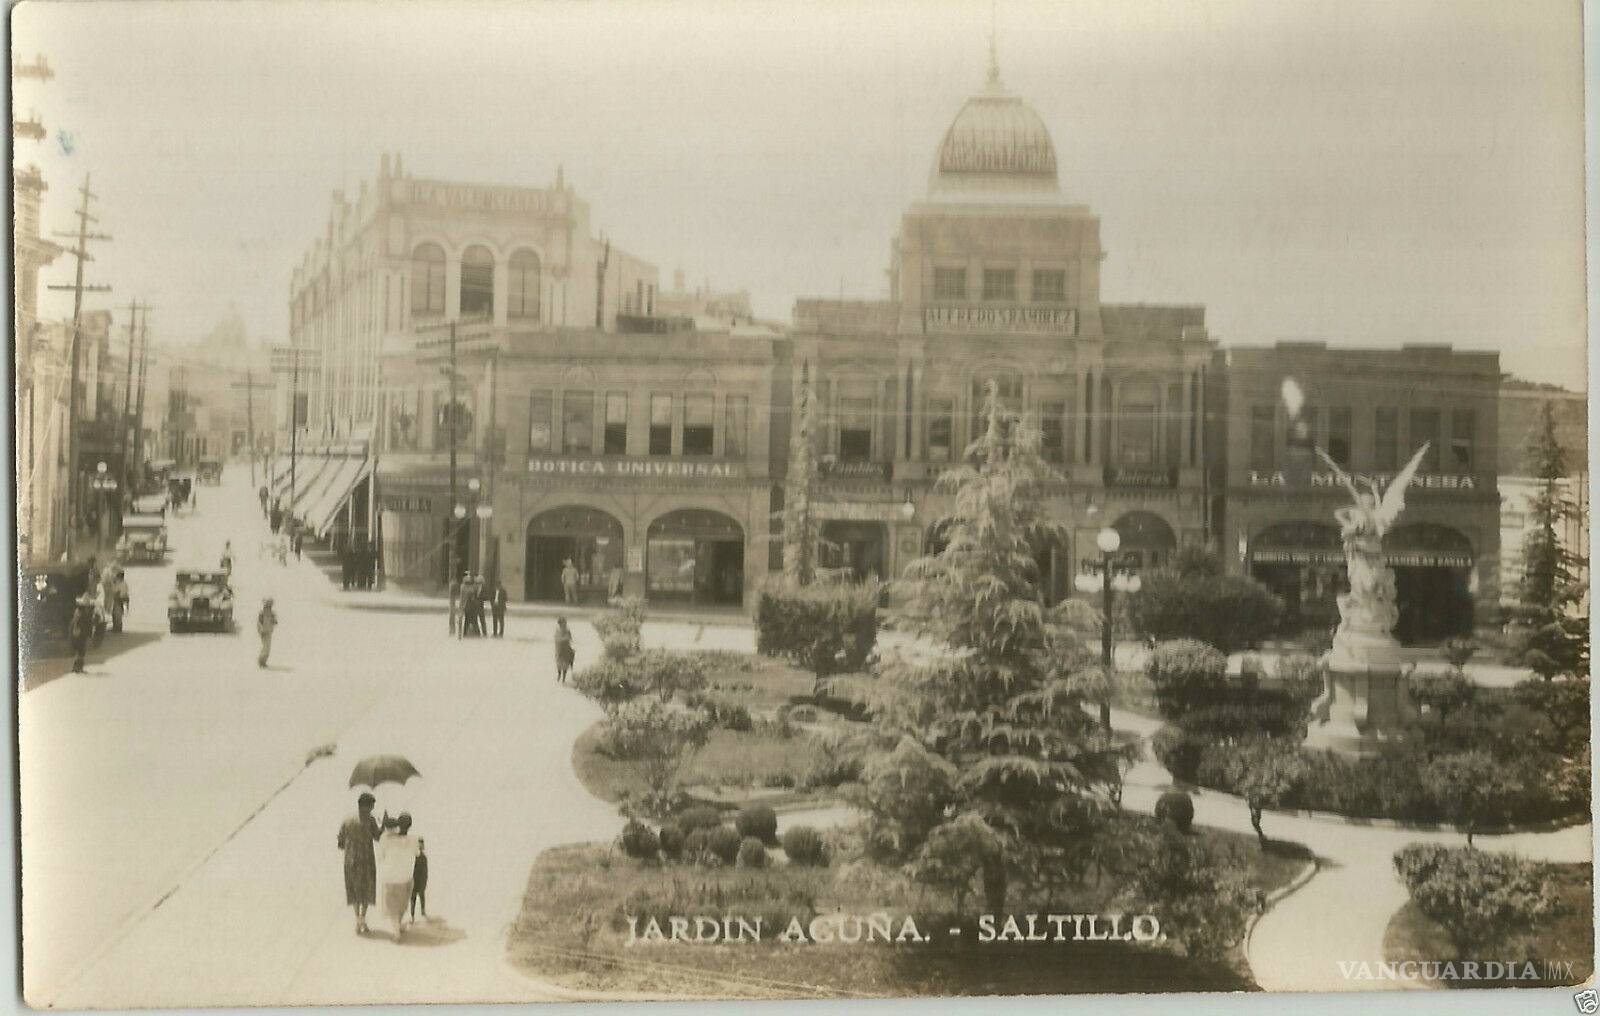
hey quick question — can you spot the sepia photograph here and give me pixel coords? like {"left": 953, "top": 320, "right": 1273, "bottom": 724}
{"left": 11, "top": 0, "right": 1594, "bottom": 1009}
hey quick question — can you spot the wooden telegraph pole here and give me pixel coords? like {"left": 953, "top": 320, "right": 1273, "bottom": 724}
{"left": 230, "top": 369, "right": 275, "bottom": 487}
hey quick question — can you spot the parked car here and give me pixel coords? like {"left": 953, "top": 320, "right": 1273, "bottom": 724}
{"left": 168, "top": 568, "right": 234, "bottom": 633}
{"left": 20, "top": 562, "right": 98, "bottom": 650}
{"left": 117, "top": 514, "right": 169, "bottom": 563}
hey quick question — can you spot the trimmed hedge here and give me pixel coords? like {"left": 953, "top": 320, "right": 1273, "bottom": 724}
{"left": 782, "top": 825, "right": 828, "bottom": 866}
{"left": 620, "top": 820, "right": 659, "bottom": 860}
{"left": 706, "top": 825, "right": 743, "bottom": 865}
{"left": 676, "top": 805, "right": 725, "bottom": 833}
{"left": 1129, "top": 569, "right": 1283, "bottom": 654}
{"left": 734, "top": 805, "right": 778, "bottom": 845}
{"left": 755, "top": 579, "right": 879, "bottom": 676}
{"left": 1145, "top": 640, "right": 1316, "bottom": 738}
{"left": 657, "top": 821, "right": 685, "bottom": 861}
{"left": 1154, "top": 790, "right": 1194, "bottom": 833}
{"left": 737, "top": 837, "right": 768, "bottom": 869}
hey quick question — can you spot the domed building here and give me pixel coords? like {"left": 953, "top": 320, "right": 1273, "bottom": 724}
{"left": 790, "top": 52, "right": 1216, "bottom": 600}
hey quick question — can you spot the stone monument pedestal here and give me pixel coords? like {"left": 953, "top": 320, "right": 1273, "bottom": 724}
{"left": 1304, "top": 633, "right": 1418, "bottom": 757}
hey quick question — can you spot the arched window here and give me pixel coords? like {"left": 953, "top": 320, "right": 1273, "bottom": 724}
{"left": 508, "top": 249, "right": 541, "bottom": 320}
{"left": 460, "top": 244, "right": 495, "bottom": 318}
{"left": 410, "top": 242, "right": 445, "bottom": 315}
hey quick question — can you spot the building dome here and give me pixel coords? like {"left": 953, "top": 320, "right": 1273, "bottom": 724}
{"left": 929, "top": 71, "right": 1060, "bottom": 201}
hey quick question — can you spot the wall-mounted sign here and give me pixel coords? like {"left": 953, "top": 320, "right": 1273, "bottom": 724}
{"left": 382, "top": 494, "right": 433, "bottom": 514}
{"left": 626, "top": 546, "right": 644, "bottom": 572}
{"left": 820, "top": 459, "right": 893, "bottom": 482}
{"left": 526, "top": 457, "right": 745, "bottom": 480}
{"left": 816, "top": 501, "right": 911, "bottom": 523}
{"left": 1247, "top": 471, "right": 1480, "bottom": 491}
{"left": 404, "top": 181, "right": 558, "bottom": 215}
{"left": 1104, "top": 465, "right": 1177, "bottom": 488}
{"left": 923, "top": 305, "right": 1078, "bottom": 335}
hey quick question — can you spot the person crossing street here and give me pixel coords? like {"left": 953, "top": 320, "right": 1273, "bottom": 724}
{"left": 256, "top": 598, "right": 278, "bottom": 668}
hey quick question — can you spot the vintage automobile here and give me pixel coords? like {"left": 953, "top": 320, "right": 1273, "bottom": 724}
{"left": 168, "top": 568, "right": 235, "bottom": 633}
{"left": 132, "top": 493, "right": 168, "bottom": 515}
{"left": 197, "top": 458, "right": 223, "bottom": 485}
{"left": 20, "top": 562, "right": 98, "bottom": 651}
{"left": 117, "top": 513, "right": 169, "bottom": 563}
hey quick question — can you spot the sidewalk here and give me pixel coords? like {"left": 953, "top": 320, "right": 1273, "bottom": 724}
{"left": 323, "top": 585, "right": 755, "bottom": 628}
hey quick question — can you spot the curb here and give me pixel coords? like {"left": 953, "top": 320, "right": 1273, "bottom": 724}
{"left": 1242, "top": 854, "right": 1322, "bottom": 988}
{"left": 322, "top": 593, "right": 755, "bottom": 630}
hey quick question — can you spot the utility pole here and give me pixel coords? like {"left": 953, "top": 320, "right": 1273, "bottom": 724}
{"left": 119, "top": 299, "right": 145, "bottom": 487}
{"left": 47, "top": 173, "right": 111, "bottom": 556}
{"left": 230, "top": 369, "right": 274, "bottom": 488}
{"left": 132, "top": 311, "right": 151, "bottom": 487}
{"left": 271, "top": 346, "right": 320, "bottom": 524}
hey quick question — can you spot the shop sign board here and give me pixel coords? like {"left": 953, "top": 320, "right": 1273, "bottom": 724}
{"left": 1104, "top": 465, "right": 1177, "bottom": 488}
{"left": 820, "top": 459, "right": 893, "bottom": 481}
{"left": 626, "top": 546, "right": 644, "bottom": 572}
{"left": 526, "top": 457, "right": 745, "bottom": 480}
{"left": 381, "top": 494, "right": 433, "bottom": 514}
{"left": 816, "top": 501, "right": 911, "bottom": 523}
{"left": 1247, "top": 470, "right": 1479, "bottom": 491}
{"left": 923, "top": 305, "right": 1078, "bottom": 335}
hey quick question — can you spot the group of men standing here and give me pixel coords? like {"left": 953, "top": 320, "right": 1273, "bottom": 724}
{"left": 340, "top": 538, "right": 378, "bottom": 590}
{"left": 449, "top": 573, "right": 507, "bottom": 638}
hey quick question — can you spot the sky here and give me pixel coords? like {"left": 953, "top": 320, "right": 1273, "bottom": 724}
{"left": 13, "top": 0, "right": 1587, "bottom": 387}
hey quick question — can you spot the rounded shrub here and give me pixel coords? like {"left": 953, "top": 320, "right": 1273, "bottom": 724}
{"left": 677, "top": 805, "right": 724, "bottom": 833}
{"left": 737, "top": 837, "right": 768, "bottom": 868}
{"left": 682, "top": 827, "right": 715, "bottom": 865}
{"left": 782, "top": 825, "right": 828, "bottom": 866}
{"left": 657, "top": 821, "right": 685, "bottom": 861}
{"left": 707, "top": 824, "right": 742, "bottom": 865}
{"left": 620, "top": 819, "right": 659, "bottom": 860}
{"left": 1154, "top": 790, "right": 1195, "bottom": 833}
{"left": 735, "top": 805, "right": 778, "bottom": 845}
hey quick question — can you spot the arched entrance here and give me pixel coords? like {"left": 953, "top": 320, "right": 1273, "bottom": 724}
{"left": 1111, "top": 511, "right": 1177, "bottom": 571}
{"left": 1385, "top": 523, "right": 1475, "bottom": 645}
{"left": 1249, "top": 521, "right": 1345, "bottom": 636}
{"left": 646, "top": 509, "right": 745, "bottom": 606}
{"left": 525, "top": 506, "right": 624, "bottom": 603}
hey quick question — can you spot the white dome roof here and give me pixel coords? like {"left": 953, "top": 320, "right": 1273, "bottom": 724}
{"left": 929, "top": 76, "right": 1060, "bottom": 201}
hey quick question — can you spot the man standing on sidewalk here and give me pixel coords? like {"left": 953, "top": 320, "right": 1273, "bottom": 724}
{"left": 561, "top": 558, "right": 579, "bottom": 605}
{"left": 257, "top": 598, "right": 278, "bottom": 668}
{"left": 69, "top": 596, "right": 95, "bottom": 673}
{"left": 490, "top": 580, "right": 507, "bottom": 637}
{"left": 447, "top": 576, "right": 461, "bottom": 637}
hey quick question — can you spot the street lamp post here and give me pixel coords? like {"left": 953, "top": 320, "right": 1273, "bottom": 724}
{"left": 89, "top": 460, "right": 119, "bottom": 551}
{"left": 1086, "top": 526, "right": 1141, "bottom": 730}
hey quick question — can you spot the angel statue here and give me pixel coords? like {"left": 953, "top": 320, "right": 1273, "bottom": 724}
{"left": 1315, "top": 443, "right": 1430, "bottom": 654}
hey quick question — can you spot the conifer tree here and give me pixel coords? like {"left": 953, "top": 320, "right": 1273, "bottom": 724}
{"left": 1516, "top": 401, "right": 1589, "bottom": 679}
{"left": 861, "top": 383, "right": 1128, "bottom": 912}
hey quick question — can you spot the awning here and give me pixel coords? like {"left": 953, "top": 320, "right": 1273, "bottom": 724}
{"left": 290, "top": 457, "right": 340, "bottom": 518}
{"left": 307, "top": 457, "right": 373, "bottom": 538}
{"left": 275, "top": 456, "right": 331, "bottom": 506}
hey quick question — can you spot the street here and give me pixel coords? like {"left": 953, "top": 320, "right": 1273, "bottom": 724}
{"left": 20, "top": 467, "right": 629, "bottom": 1007}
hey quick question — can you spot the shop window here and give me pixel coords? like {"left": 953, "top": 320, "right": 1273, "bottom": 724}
{"left": 927, "top": 397, "right": 954, "bottom": 462}
{"left": 562, "top": 390, "right": 593, "bottom": 454}
{"left": 933, "top": 267, "right": 966, "bottom": 301}
{"left": 1041, "top": 401, "right": 1067, "bottom": 463}
{"left": 1450, "top": 409, "right": 1475, "bottom": 470}
{"left": 460, "top": 245, "right": 494, "bottom": 318}
{"left": 1032, "top": 269, "right": 1066, "bottom": 303}
{"left": 1374, "top": 407, "right": 1399, "bottom": 471}
{"left": 684, "top": 393, "right": 714, "bottom": 456}
{"left": 725, "top": 394, "right": 749, "bottom": 458}
{"left": 1250, "top": 405, "right": 1276, "bottom": 472}
{"left": 528, "top": 391, "right": 553, "bottom": 453}
{"left": 650, "top": 394, "right": 673, "bottom": 456}
{"left": 1327, "top": 407, "right": 1353, "bottom": 468}
{"left": 1118, "top": 381, "right": 1158, "bottom": 467}
{"left": 508, "top": 250, "right": 541, "bottom": 320}
{"left": 982, "top": 268, "right": 1017, "bottom": 302}
{"left": 604, "top": 392, "right": 627, "bottom": 455}
{"left": 1409, "top": 407, "right": 1441, "bottom": 471}
{"left": 839, "top": 397, "right": 873, "bottom": 461}
{"left": 410, "top": 243, "right": 445, "bottom": 315}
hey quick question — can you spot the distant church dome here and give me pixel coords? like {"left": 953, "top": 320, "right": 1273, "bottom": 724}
{"left": 928, "top": 51, "right": 1060, "bottom": 201}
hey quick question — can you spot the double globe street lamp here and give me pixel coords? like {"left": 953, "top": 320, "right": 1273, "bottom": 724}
{"left": 1075, "top": 526, "right": 1141, "bottom": 729}
{"left": 451, "top": 477, "right": 494, "bottom": 579}
{"left": 88, "top": 460, "right": 121, "bottom": 550}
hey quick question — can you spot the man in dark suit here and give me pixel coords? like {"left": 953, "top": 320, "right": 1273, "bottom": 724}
{"left": 490, "top": 581, "right": 508, "bottom": 637}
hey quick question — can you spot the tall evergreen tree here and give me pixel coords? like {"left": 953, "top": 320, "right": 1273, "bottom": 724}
{"left": 1516, "top": 400, "right": 1589, "bottom": 680}
{"left": 780, "top": 369, "right": 820, "bottom": 584}
{"left": 861, "top": 383, "right": 1128, "bottom": 912}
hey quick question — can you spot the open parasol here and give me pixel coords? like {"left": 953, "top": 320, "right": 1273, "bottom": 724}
{"left": 348, "top": 754, "right": 422, "bottom": 789}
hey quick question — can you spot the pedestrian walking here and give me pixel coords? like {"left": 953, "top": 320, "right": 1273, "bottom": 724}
{"left": 560, "top": 558, "right": 579, "bottom": 605}
{"left": 68, "top": 596, "right": 95, "bottom": 673}
{"left": 292, "top": 527, "right": 304, "bottom": 559}
{"left": 256, "top": 598, "right": 278, "bottom": 668}
{"left": 410, "top": 838, "right": 429, "bottom": 921}
{"left": 471, "top": 574, "right": 487, "bottom": 635}
{"left": 447, "top": 577, "right": 461, "bottom": 637}
{"left": 554, "top": 616, "right": 575, "bottom": 683}
{"left": 462, "top": 574, "right": 484, "bottom": 638}
{"left": 340, "top": 542, "right": 354, "bottom": 590}
{"left": 337, "top": 792, "right": 382, "bottom": 935}
{"left": 269, "top": 506, "right": 283, "bottom": 533}
{"left": 108, "top": 568, "right": 130, "bottom": 633}
{"left": 221, "top": 541, "right": 234, "bottom": 579}
{"left": 490, "top": 580, "right": 507, "bottom": 637}
{"left": 376, "top": 813, "right": 420, "bottom": 940}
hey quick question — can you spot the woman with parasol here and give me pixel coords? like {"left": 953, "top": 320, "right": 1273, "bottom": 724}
{"left": 340, "top": 755, "right": 422, "bottom": 935}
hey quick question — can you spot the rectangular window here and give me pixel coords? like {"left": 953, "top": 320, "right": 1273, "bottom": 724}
{"left": 1165, "top": 383, "right": 1183, "bottom": 466}
{"left": 1327, "top": 407, "right": 1353, "bottom": 468}
{"left": 982, "top": 268, "right": 1017, "bottom": 302}
{"left": 932, "top": 267, "right": 966, "bottom": 301}
{"left": 561, "top": 390, "right": 593, "bottom": 454}
{"left": 1249, "top": 405, "right": 1276, "bottom": 472}
{"left": 927, "top": 397, "right": 955, "bottom": 462}
{"left": 724, "top": 394, "right": 749, "bottom": 458}
{"left": 1450, "top": 409, "right": 1475, "bottom": 470}
{"left": 1032, "top": 269, "right": 1066, "bottom": 303}
{"left": 604, "top": 392, "right": 628, "bottom": 455}
{"left": 1119, "top": 382, "right": 1158, "bottom": 467}
{"left": 1288, "top": 406, "right": 1317, "bottom": 452}
{"left": 683, "top": 393, "right": 714, "bottom": 456}
{"left": 1409, "top": 407, "right": 1441, "bottom": 471}
{"left": 649, "top": 395, "right": 673, "bottom": 456}
{"left": 839, "top": 397, "right": 873, "bottom": 461}
{"left": 528, "top": 391, "right": 553, "bottom": 453}
{"left": 1041, "top": 401, "right": 1066, "bottom": 463}
{"left": 1374, "top": 407, "right": 1399, "bottom": 471}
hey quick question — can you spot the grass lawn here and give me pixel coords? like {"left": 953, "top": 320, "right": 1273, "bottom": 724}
{"left": 1383, "top": 862, "right": 1593, "bottom": 987}
{"left": 572, "top": 721, "right": 837, "bottom": 805}
{"left": 507, "top": 826, "right": 1310, "bottom": 999}
{"left": 1110, "top": 667, "right": 1161, "bottom": 720}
